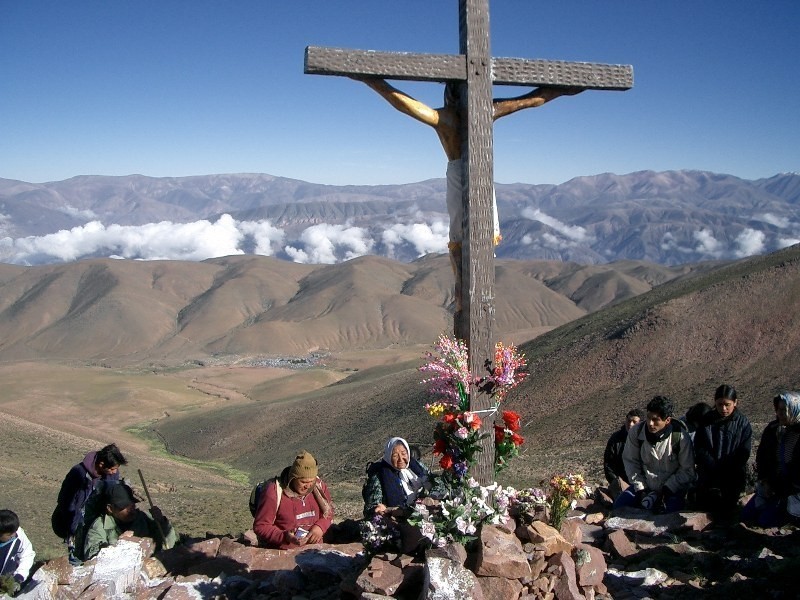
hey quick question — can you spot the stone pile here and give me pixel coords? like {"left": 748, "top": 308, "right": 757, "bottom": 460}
{"left": 13, "top": 499, "right": 799, "bottom": 599}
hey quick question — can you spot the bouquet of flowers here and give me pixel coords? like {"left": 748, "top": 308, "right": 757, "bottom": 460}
{"left": 359, "top": 514, "right": 401, "bottom": 554}
{"left": 509, "top": 473, "right": 591, "bottom": 530}
{"left": 407, "top": 478, "right": 515, "bottom": 548}
{"left": 433, "top": 411, "right": 484, "bottom": 480}
{"left": 420, "top": 334, "right": 528, "bottom": 480}
{"left": 509, "top": 486, "right": 549, "bottom": 524}
{"left": 547, "top": 473, "right": 590, "bottom": 531}
{"left": 486, "top": 342, "right": 528, "bottom": 400}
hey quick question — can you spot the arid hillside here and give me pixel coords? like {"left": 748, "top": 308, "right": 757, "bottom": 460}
{"left": 3, "top": 245, "right": 798, "bottom": 563}
{"left": 0, "top": 254, "right": 705, "bottom": 364}
{"left": 154, "top": 244, "right": 800, "bottom": 491}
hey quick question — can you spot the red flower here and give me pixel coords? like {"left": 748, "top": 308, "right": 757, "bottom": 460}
{"left": 502, "top": 410, "right": 521, "bottom": 432}
{"left": 433, "top": 439, "right": 447, "bottom": 455}
{"left": 468, "top": 414, "right": 482, "bottom": 430}
{"left": 439, "top": 454, "right": 454, "bottom": 470}
{"left": 443, "top": 413, "right": 456, "bottom": 424}
{"left": 511, "top": 432, "right": 525, "bottom": 446}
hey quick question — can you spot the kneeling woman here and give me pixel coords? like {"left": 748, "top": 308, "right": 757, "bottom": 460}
{"left": 254, "top": 451, "right": 333, "bottom": 549}
{"left": 363, "top": 437, "right": 429, "bottom": 519}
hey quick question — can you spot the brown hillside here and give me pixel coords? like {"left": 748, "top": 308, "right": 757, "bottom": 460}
{"left": 152, "top": 245, "right": 800, "bottom": 492}
{"left": 0, "top": 253, "right": 693, "bottom": 364}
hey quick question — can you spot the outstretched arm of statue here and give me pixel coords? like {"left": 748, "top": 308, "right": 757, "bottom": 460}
{"left": 492, "top": 86, "right": 583, "bottom": 120}
{"left": 354, "top": 77, "right": 441, "bottom": 128}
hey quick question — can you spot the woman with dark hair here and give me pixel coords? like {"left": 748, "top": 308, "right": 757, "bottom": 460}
{"left": 742, "top": 392, "right": 800, "bottom": 526}
{"left": 693, "top": 384, "right": 753, "bottom": 511}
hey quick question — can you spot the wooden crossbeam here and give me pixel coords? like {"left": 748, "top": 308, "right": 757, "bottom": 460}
{"left": 305, "top": 46, "right": 633, "bottom": 90}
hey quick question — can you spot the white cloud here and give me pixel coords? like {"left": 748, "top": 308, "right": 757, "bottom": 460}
{"left": 284, "top": 223, "right": 374, "bottom": 264}
{"left": 660, "top": 232, "right": 693, "bottom": 254}
{"left": 755, "top": 213, "right": 791, "bottom": 228}
{"left": 2, "top": 214, "right": 285, "bottom": 264}
{"left": 63, "top": 205, "right": 98, "bottom": 220}
{"left": 521, "top": 208, "right": 592, "bottom": 243}
{"left": 381, "top": 220, "right": 448, "bottom": 258}
{"left": 777, "top": 237, "right": 800, "bottom": 249}
{"left": 733, "top": 228, "right": 765, "bottom": 258}
{"left": 540, "top": 232, "right": 576, "bottom": 250}
{"left": 693, "top": 228, "right": 724, "bottom": 258}
{"left": 238, "top": 219, "right": 285, "bottom": 256}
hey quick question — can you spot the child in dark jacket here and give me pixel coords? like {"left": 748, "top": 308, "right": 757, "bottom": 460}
{"left": 693, "top": 385, "right": 752, "bottom": 511}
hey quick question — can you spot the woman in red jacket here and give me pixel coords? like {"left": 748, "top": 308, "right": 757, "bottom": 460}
{"left": 253, "top": 451, "right": 333, "bottom": 549}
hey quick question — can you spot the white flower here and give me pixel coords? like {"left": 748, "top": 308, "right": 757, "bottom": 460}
{"left": 420, "top": 521, "right": 437, "bottom": 541}
{"left": 455, "top": 515, "right": 476, "bottom": 535}
{"left": 454, "top": 426, "right": 469, "bottom": 439}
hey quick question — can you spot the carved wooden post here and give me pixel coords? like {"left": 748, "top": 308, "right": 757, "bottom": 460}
{"left": 457, "top": 0, "right": 496, "bottom": 484}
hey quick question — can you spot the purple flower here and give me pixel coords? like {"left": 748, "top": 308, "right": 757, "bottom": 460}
{"left": 453, "top": 461, "right": 469, "bottom": 478}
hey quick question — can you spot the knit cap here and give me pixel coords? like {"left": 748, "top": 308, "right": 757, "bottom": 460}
{"left": 289, "top": 451, "right": 318, "bottom": 480}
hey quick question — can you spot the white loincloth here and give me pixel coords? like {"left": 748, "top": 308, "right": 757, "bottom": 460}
{"left": 446, "top": 159, "right": 500, "bottom": 244}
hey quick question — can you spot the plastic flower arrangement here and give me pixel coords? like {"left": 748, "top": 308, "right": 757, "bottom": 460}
{"left": 433, "top": 411, "right": 483, "bottom": 480}
{"left": 420, "top": 334, "right": 528, "bottom": 480}
{"left": 407, "top": 478, "right": 515, "bottom": 548}
{"left": 547, "top": 473, "right": 590, "bottom": 531}
{"left": 359, "top": 514, "right": 401, "bottom": 554}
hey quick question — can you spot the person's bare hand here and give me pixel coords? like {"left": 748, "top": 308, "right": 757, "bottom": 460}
{"left": 374, "top": 503, "right": 388, "bottom": 515}
{"left": 301, "top": 525, "right": 324, "bottom": 545}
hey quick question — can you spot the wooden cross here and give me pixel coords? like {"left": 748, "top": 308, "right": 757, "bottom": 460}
{"left": 305, "top": 0, "right": 633, "bottom": 484}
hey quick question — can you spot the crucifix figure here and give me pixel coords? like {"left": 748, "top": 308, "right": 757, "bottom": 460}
{"left": 305, "top": 0, "right": 633, "bottom": 483}
{"left": 353, "top": 77, "right": 582, "bottom": 328}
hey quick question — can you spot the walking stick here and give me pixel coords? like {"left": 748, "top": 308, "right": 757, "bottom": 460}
{"left": 137, "top": 469, "right": 171, "bottom": 549}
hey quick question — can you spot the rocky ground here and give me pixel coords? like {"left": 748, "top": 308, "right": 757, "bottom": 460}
{"left": 14, "top": 493, "right": 798, "bottom": 599}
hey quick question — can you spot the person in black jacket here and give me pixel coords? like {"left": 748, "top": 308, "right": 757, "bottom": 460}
{"left": 693, "top": 384, "right": 753, "bottom": 512}
{"left": 51, "top": 444, "right": 127, "bottom": 564}
{"left": 742, "top": 391, "right": 800, "bottom": 526}
{"left": 603, "top": 408, "right": 645, "bottom": 500}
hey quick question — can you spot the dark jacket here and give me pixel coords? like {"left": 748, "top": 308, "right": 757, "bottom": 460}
{"left": 604, "top": 426, "right": 630, "bottom": 485}
{"left": 755, "top": 420, "right": 800, "bottom": 498}
{"left": 362, "top": 458, "right": 428, "bottom": 518}
{"left": 52, "top": 451, "right": 120, "bottom": 539}
{"left": 694, "top": 409, "right": 752, "bottom": 496}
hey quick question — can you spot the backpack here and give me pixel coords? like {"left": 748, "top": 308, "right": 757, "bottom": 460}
{"left": 249, "top": 477, "right": 282, "bottom": 518}
{"left": 670, "top": 417, "right": 687, "bottom": 455}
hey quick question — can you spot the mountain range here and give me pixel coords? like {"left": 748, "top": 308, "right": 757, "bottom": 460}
{"left": 1, "top": 170, "right": 798, "bottom": 266}
{"left": 0, "top": 253, "right": 714, "bottom": 365}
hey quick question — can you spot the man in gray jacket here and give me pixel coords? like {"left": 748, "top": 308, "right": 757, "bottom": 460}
{"left": 615, "top": 396, "right": 696, "bottom": 513}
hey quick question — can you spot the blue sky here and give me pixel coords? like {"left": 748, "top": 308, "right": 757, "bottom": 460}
{"left": 2, "top": 0, "right": 798, "bottom": 186}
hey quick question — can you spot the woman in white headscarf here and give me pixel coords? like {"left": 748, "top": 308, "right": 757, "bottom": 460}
{"left": 362, "top": 437, "right": 429, "bottom": 519}
{"left": 742, "top": 391, "right": 800, "bottom": 526}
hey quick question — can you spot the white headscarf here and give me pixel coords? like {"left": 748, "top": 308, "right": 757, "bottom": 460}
{"left": 383, "top": 437, "right": 421, "bottom": 504}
